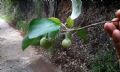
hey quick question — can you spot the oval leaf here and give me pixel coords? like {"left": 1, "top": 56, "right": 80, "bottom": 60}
{"left": 22, "top": 35, "right": 33, "bottom": 50}
{"left": 22, "top": 35, "right": 41, "bottom": 50}
{"left": 77, "top": 28, "right": 88, "bottom": 41}
{"left": 48, "top": 30, "right": 59, "bottom": 39}
{"left": 70, "top": 0, "right": 82, "bottom": 19}
{"left": 28, "top": 18, "right": 61, "bottom": 39}
{"left": 48, "top": 17, "right": 61, "bottom": 25}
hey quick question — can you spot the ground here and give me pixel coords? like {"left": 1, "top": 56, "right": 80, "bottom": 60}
{"left": 0, "top": 19, "right": 61, "bottom": 72}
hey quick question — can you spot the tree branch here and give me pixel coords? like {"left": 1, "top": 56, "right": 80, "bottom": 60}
{"left": 63, "top": 21, "right": 111, "bottom": 32}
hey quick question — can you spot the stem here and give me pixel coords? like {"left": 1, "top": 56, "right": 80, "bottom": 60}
{"left": 63, "top": 21, "right": 111, "bottom": 32}
{"left": 61, "top": 23, "right": 69, "bottom": 30}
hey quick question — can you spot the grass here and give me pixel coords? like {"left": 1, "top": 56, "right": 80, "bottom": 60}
{"left": 0, "top": 14, "right": 29, "bottom": 35}
{"left": 89, "top": 49, "right": 120, "bottom": 72}
{"left": 0, "top": 15, "right": 14, "bottom": 22}
{"left": 16, "top": 20, "right": 29, "bottom": 34}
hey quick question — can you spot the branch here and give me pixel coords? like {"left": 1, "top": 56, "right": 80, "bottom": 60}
{"left": 63, "top": 21, "right": 111, "bottom": 32}
{"left": 61, "top": 23, "right": 69, "bottom": 30}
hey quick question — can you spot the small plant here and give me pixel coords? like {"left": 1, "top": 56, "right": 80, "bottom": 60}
{"left": 89, "top": 49, "right": 120, "bottom": 72}
{"left": 22, "top": 0, "right": 87, "bottom": 50}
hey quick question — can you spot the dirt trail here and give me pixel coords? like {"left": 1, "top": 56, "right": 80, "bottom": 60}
{"left": 0, "top": 19, "right": 61, "bottom": 72}
{"left": 0, "top": 19, "right": 31, "bottom": 61}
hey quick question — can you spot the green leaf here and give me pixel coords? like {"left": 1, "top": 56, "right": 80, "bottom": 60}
{"left": 28, "top": 18, "right": 61, "bottom": 39}
{"left": 48, "top": 17, "right": 61, "bottom": 25}
{"left": 48, "top": 30, "right": 59, "bottom": 39}
{"left": 22, "top": 35, "right": 41, "bottom": 50}
{"left": 22, "top": 35, "right": 33, "bottom": 50}
{"left": 77, "top": 28, "right": 88, "bottom": 41}
{"left": 66, "top": 17, "right": 74, "bottom": 28}
{"left": 31, "top": 37, "right": 42, "bottom": 46}
{"left": 70, "top": 0, "right": 82, "bottom": 19}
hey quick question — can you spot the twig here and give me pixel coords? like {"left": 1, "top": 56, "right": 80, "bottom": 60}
{"left": 61, "top": 23, "right": 69, "bottom": 30}
{"left": 63, "top": 21, "right": 111, "bottom": 32}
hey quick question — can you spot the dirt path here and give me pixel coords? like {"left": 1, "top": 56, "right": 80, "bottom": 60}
{"left": 0, "top": 19, "right": 61, "bottom": 72}
{"left": 0, "top": 19, "right": 30, "bottom": 61}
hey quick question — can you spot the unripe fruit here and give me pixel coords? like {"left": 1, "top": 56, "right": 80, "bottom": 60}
{"left": 62, "top": 38, "right": 72, "bottom": 48}
{"left": 40, "top": 37, "right": 51, "bottom": 48}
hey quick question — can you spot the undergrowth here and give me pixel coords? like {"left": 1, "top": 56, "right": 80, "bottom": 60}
{"left": 16, "top": 20, "right": 29, "bottom": 34}
{"left": 89, "top": 48, "right": 120, "bottom": 72}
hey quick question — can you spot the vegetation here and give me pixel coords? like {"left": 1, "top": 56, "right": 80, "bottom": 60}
{"left": 0, "top": 0, "right": 120, "bottom": 72}
{"left": 22, "top": 0, "right": 86, "bottom": 50}
{"left": 0, "top": 0, "right": 42, "bottom": 34}
{"left": 90, "top": 49, "right": 120, "bottom": 72}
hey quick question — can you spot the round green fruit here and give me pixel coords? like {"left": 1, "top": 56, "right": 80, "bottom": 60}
{"left": 40, "top": 37, "right": 52, "bottom": 48}
{"left": 62, "top": 38, "right": 72, "bottom": 48}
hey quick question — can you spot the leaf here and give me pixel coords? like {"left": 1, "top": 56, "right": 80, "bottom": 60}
{"left": 31, "top": 36, "right": 42, "bottom": 46}
{"left": 22, "top": 35, "right": 33, "bottom": 50}
{"left": 28, "top": 18, "right": 61, "bottom": 39}
{"left": 22, "top": 35, "right": 42, "bottom": 50}
{"left": 48, "top": 30, "right": 59, "bottom": 39}
{"left": 70, "top": 0, "right": 82, "bottom": 19}
{"left": 48, "top": 17, "right": 61, "bottom": 25}
{"left": 77, "top": 28, "right": 88, "bottom": 41}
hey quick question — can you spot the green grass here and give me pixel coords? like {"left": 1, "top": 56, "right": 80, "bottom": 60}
{"left": 0, "top": 15, "right": 14, "bottom": 22}
{"left": 0, "top": 14, "right": 29, "bottom": 35}
{"left": 16, "top": 20, "right": 29, "bottom": 34}
{"left": 90, "top": 49, "right": 120, "bottom": 72}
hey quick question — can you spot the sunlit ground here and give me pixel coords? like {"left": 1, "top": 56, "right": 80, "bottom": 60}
{"left": 0, "top": 13, "right": 13, "bottom": 23}
{"left": 0, "top": 16, "right": 6, "bottom": 23}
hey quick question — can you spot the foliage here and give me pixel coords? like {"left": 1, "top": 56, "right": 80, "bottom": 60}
{"left": 1, "top": 0, "right": 119, "bottom": 71}
{"left": 16, "top": 20, "right": 29, "bottom": 34}
{"left": 22, "top": 18, "right": 61, "bottom": 50}
{"left": 77, "top": 28, "right": 88, "bottom": 41}
{"left": 22, "top": 35, "right": 42, "bottom": 50}
{"left": 0, "top": 0, "right": 43, "bottom": 32}
{"left": 28, "top": 18, "right": 61, "bottom": 39}
{"left": 0, "top": 15, "right": 14, "bottom": 22}
{"left": 22, "top": 0, "right": 87, "bottom": 50}
{"left": 0, "top": 0, "right": 16, "bottom": 22}
{"left": 1, "top": 0, "right": 13, "bottom": 14}
{"left": 89, "top": 49, "right": 120, "bottom": 72}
